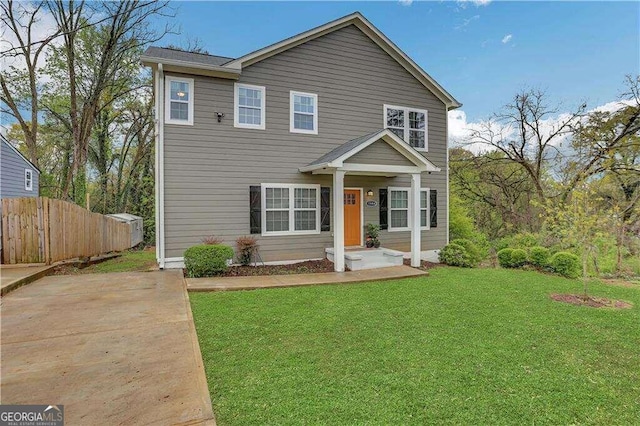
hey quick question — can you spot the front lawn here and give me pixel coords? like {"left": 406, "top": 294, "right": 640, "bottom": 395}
{"left": 190, "top": 268, "right": 640, "bottom": 425}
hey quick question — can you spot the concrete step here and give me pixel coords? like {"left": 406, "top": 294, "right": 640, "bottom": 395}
{"left": 325, "top": 247, "right": 404, "bottom": 271}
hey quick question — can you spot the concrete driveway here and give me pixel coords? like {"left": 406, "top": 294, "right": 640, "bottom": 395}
{"left": 0, "top": 271, "right": 214, "bottom": 425}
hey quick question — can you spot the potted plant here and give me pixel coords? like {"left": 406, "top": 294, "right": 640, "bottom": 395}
{"left": 365, "top": 223, "right": 381, "bottom": 249}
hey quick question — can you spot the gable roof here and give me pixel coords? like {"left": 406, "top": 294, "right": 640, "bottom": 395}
{"left": 142, "top": 12, "right": 461, "bottom": 110}
{"left": 0, "top": 136, "right": 40, "bottom": 173}
{"left": 144, "top": 46, "right": 234, "bottom": 67}
{"left": 299, "top": 129, "right": 440, "bottom": 173}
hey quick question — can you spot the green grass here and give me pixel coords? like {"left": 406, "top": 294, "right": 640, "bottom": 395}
{"left": 190, "top": 268, "right": 640, "bottom": 425}
{"left": 80, "top": 249, "right": 156, "bottom": 273}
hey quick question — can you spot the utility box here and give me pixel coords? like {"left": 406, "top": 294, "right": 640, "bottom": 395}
{"left": 107, "top": 213, "right": 144, "bottom": 247}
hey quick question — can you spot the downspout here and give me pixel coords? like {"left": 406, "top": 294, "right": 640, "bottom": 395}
{"left": 154, "top": 66, "right": 160, "bottom": 263}
{"left": 157, "top": 63, "right": 166, "bottom": 269}
{"left": 445, "top": 106, "right": 450, "bottom": 244}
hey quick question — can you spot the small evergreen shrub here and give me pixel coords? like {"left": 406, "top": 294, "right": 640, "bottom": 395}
{"left": 439, "top": 243, "right": 473, "bottom": 268}
{"left": 510, "top": 249, "right": 528, "bottom": 267}
{"left": 184, "top": 244, "right": 234, "bottom": 278}
{"left": 549, "top": 252, "right": 580, "bottom": 278}
{"left": 451, "top": 238, "right": 482, "bottom": 266}
{"left": 497, "top": 248, "right": 514, "bottom": 268}
{"left": 236, "top": 236, "right": 259, "bottom": 266}
{"left": 529, "top": 246, "right": 550, "bottom": 268}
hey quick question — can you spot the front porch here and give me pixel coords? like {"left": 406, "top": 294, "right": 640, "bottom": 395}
{"left": 325, "top": 247, "right": 404, "bottom": 271}
{"left": 299, "top": 129, "right": 441, "bottom": 272}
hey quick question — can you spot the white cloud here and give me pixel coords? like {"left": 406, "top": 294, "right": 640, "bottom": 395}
{"left": 455, "top": 15, "right": 480, "bottom": 30}
{"left": 448, "top": 99, "right": 633, "bottom": 155}
{"left": 398, "top": 0, "right": 414, "bottom": 6}
{"left": 501, "top": 34, "right": 513, "bottom": 44}
{"left": 457, "top": 0, "right": 492, "bottom": 8}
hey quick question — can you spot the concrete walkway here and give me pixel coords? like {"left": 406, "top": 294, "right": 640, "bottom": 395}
{"left": 1, "top": 271, "right": 215, "bottom": 425}
{"left": 187, "top": 265, "right": 426, "bottom": 292}
{"left": 0, "top": 264, "right": 54, "bottom": 296}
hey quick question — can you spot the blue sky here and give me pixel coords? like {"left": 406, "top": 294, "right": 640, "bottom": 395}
{"left": 157, "top": 1, "right": 639, "bottom": 122}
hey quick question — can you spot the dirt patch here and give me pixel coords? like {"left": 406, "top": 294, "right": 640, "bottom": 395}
{"left": 550, "top": 293, "right": 633, "bottom": 309}
{"left": 403, "top": 259, "right": 441, "bottom": 271}
{"left": 601, "top": 279, "right": 640, "bottom": 289}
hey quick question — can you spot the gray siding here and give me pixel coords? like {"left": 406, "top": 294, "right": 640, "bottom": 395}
{"left": 1, "top": 140, "right": 39, "bottom": 199}
{"left": 163, "top": 24, "right": 448, "bottom": 261}
{"left": 345, "top": 140, "right": 414, "bottom": 166}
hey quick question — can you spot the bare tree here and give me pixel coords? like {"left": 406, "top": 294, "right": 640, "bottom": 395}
{"left": 466, "top": 90, "right": 587, "bottom": 200}
{"left": 0, "top": 0, "right": 60, "bottom": 168}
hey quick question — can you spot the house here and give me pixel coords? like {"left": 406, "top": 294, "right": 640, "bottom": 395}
{"left": 142, "top": 12, "right": 461, "bottom": 271}
{"left": 1, "top": 135, "right": 40, "bottom": 199}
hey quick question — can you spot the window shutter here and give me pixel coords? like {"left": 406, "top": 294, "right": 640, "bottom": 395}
{"left": 249, "top": 186, "right": 261, "bottom": 234}
{"left": 321, "top": 187, "right": 330, "bottom": 231}
{"left": 430, "top": 189, "right": 438, "bottom": 228}
{"left": 379, "top": 188, "right": 388, "bottom": 230}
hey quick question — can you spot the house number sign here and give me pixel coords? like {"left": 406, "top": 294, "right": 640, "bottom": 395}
{"left": 366, "top": 200, "right": 378, "bottom": 207}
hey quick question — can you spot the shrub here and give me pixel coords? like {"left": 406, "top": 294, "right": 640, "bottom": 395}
{"left": 439, "top": 243, "right": 473, "bottom": 268}
{"left": 529, "top": 246, "right": 550, "bottom": 268}
{"left": 184, "top": 244, "right": 234, "bottom": 278}
{"left": 497, "top": 248, "right": 514, "bottom": 268}
{"left": 236, "top": 236, "right": 259, "bottom": 266}
{"left": 451, "top": 238, "right": 482, "bottom": 266}
{"left": 550, "top": 252, "right": 580, "bottom": 278}
{"left": 510, "top": 249, "right": 528, "bottom": 268}
{"left": 201, "top": 235, "right": 224, "bottom": 245}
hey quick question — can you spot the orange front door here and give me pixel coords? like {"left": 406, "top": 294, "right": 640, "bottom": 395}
{"left": 344, "top": 189, "right": 361, "bottom": 246}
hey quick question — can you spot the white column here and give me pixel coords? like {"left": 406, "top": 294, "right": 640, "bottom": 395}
{"left": 333, "top": 170, "right": 345, "bottom": 272}
{"left": 410, "top": 173, "right": 421, "bottom": 267}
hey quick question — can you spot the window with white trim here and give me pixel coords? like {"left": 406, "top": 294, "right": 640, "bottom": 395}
{"left": 384, "top": 104, "right": 428, "bottom": 151}
{"left": 290, "top": 91, "right": 318, "bottom": 134}
{"left": 235, "top": 83, "right": 266, "bottom": 129}
{"left": 165, "top": 77, "right": 194, "bottom": 125}
{"left": 262, "top": 184, "right": 320, "bottom": 235}
{"left": 25, "top": 169, "right": 33, "bottom": 191}
{"left": 389, "top": 187, "right": 409, "bottom": 231}
{"left": 420, "top": 189, "right": 430, "bottom": 229}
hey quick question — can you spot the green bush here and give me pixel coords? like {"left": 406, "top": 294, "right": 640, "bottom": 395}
{"left": 510, "top": 249, "right": 528, "bottom": 267}
{"left": 529, "top": 246, "right": 550, "bottom": 268}
{"left": 549, "top": 252, "right": 580, "bottom": 279}
{"left": 451, "top": 238, "right": 482, "bottom": 266}
{"left": 184, "top": 244, "right": 234, "bottom": 278}
{"left": 439, "top": 243, "right": 473, "bottom": 268}
{"left": 497, "top": 248, "right": 514, "bottom": 268}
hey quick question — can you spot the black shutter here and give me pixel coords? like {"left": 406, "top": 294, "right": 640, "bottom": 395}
{"left": 379, "top": 188, "right": 388, "bottom": 230}
{"left": 430, "top": 189, "right": 438, "bottom": 228}
{"left": 321, "top": 187, "right": 330, "bottom": 231}
{"left": 249, "top": 186, "right": 261, "bottom": 234}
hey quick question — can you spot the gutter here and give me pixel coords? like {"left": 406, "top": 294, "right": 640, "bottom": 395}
{"left": 140, "top": 55, "right": 241, "bottom": 76}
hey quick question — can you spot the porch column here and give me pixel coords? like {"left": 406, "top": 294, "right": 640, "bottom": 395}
{"left": 410, "top": 173, "right": 421, "bottom": 267}
{"left": 333, "top": 170, "right": 345, "bottom": 272}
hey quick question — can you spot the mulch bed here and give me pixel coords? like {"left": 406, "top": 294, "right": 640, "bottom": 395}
{"left": 403, "top": 259, "right": 442, "bottom": 271}
{"left": 219, "top": 259, "right": 336, "bottom": 277}
{"left": 550, "top": 293, "right": 633, "bottom": 309}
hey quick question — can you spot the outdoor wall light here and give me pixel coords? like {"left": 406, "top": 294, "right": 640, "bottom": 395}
{"left": 215, "top": 112, "right": 225, "bottom": 123}
{"left": 367, "top": 189, "right": 374, "bottom": 197}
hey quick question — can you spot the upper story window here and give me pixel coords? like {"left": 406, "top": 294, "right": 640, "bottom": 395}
{"left": 384, "top": 104, "right": 428, "bottom": 151}
{"left": 235, "top": 83, "right": 266, "bottom": 130}
{"left": 25, "top": 169, "right": 33, "bottom": 191}
{"left": 165, "top": 77, "right": 194, "bottom": 125}
{"left": 290, "top": 91, "right": 318, "bottom": 134}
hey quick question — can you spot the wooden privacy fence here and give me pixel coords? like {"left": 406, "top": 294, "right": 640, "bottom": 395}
{"left": 1, "top": 197, "right": 132, "bottom": 264}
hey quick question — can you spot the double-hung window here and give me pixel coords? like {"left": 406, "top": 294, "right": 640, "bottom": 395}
{"left": 388, "top": 187, "right": 431, "bottom": 231}
{"left": 420, "top": 189, "right": 430, "bottom": 230}
{"left": 25, "top": 169, "right": 33, "bottom": 191}
{"left": 165, "top": 77, "right": 194, "bottom": 125}
{"left": 384, "top": 104, "right": 428, "bottom": 151}
{"left": 389, "top": 187, "right": 410, "bottom": 231}
{"left": 262, "top": 184, "right": 320, "bottom": 235}
{"left": 290, "top": 91, "right": 318, "bottom": 134}
{"left": 235, "top": 83, "right": 266, "bottom": 129}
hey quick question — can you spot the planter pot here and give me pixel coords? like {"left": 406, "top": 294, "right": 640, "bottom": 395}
{"left": 365, "top": 240, "right": 374, "bottom": 248}
{"left": 373, "top": 240, "right": 381, "bottom": 248}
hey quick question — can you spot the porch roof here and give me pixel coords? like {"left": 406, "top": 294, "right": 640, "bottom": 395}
{"left": 299, "top": 129, "right": 441, "bottom": 175}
